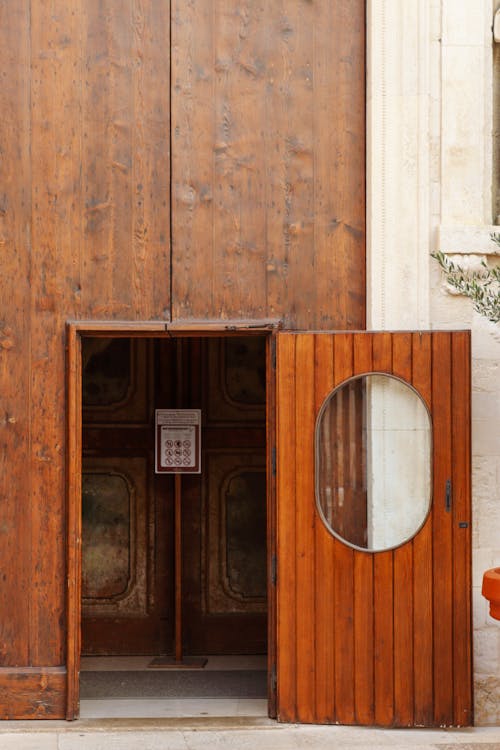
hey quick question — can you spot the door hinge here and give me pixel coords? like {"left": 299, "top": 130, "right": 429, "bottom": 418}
{"left": 271, "top": 664, "right": 277, "bottom": 694}
{"left": 271, "top": 553, "right": 277, "bottom": 586}
{"left": 271, "top": 337, "right": 276, "bottom": 371}
{"left": 445, "top": 478, "right": 452, "bottom": 512}
{"left": 271, "top": 446, "right": 276, "bottom": 477}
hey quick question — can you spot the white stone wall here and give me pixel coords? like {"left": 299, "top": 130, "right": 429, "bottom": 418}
{"left": 368, "top": 0, "right": 500, "bottom": 725}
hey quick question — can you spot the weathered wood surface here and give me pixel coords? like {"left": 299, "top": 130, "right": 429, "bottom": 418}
{"left": 0, "top": 0, "right": 170, "bottom": 718}
{"left": 171, "top": 0, "right": 366, "bottom": 328}
{"left": 276, "top": 332, "right": 472, "bottom": 727}
{"left": 0, "top": 668, "right": 66, "bottom": 720}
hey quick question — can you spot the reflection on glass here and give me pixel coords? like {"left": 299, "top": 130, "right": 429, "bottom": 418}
{"left": 316, "top": 374, "right": 432, "bottom": 552}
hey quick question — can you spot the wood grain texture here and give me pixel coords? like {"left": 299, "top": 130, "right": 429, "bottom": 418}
{"left": 0, "top": 0, "right": 31, "bottom": 668}
{"left": 353, "top": 334, "right": 374, "bottom": 725}
{"left": 294, "top": 335, "right": 316, "bottom": 722}
{"left": 276, "top": 331, "right": 472, "bottom": 727}
{"left": 0, "top": 668, "right": 66, "bottom": 720}
{"left": 171, "top": 0, "right": 365, "bottom": 329}
{"left": 313, "top": 336, "right": 335, "bottom": 722}
{"left": 411, "top": 333, "right": 434, "bottom": 726}
{"left": 276, "top": 333, "right": 297, "bottom": 721}
{"left": 451, "top": 332, "right": 473, "bottom": 726}
{"left": 66, "top": 326, "right": 82, "bottom": 719}
{"left": 30, "top": 0, "right": 82, "bottom": 668}
{"left": 371, "top": 333, "right": 394, "bottom": 727}
{"left": 432, "top": 333, "right": 454, "bottom": 726}
{"left": 392, "top": 333, "right": 414, "bottom": 727}
{"left": 331, "top": 334, "right": 355, "bottom": 724}
{"left": 267, "top": 333, "right": 278, "bottom": 719}
{"left": 1, "top": 0, "right": 170, "bottom": 716}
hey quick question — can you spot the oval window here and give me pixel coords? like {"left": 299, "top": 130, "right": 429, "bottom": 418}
{"left": 315, "top": 373, "right": 432, "bottom": 552}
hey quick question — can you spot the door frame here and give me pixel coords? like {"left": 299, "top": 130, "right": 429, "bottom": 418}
{"left": 66, "top": 319, "right": 280, "bottom": 720}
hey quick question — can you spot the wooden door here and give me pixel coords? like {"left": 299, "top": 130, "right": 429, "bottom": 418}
{"left": 276, "top": 331, "right": 472, "bottom": 727}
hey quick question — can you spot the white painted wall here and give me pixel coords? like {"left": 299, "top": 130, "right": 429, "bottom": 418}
{"left": 368, "top": 0, "right": 500, "bottom": 725}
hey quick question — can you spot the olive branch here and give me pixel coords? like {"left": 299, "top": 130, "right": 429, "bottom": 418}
{"left": 431, "top": 234, "right": 500, "bottom": 324}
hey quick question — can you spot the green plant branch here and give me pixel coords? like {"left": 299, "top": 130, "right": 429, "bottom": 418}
{"left": 431, "top": 234, "right": 500, "bottom": 323}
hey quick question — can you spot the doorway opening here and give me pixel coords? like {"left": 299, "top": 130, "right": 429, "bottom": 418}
{"left": 67, "top": 326, "right": 275, "bottom": 720}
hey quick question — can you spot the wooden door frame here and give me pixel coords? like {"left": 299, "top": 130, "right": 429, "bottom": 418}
{"left": 66, "top": 320, "right": 280, "bottom": 720}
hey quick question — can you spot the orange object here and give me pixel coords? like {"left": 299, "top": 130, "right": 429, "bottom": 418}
{"left": 482, "top": 568, "right": 500, "bottom": 620}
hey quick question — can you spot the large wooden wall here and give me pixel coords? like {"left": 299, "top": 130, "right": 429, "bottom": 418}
{"left": 0, "top": 0, "right": 365, "bottom": 718}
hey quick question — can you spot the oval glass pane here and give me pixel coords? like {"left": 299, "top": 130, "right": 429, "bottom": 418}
{"left": 315, "top": 374, "right": 432, "bottom": 552}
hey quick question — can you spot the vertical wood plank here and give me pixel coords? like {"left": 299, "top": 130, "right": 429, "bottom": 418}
{"left": 132, "top": 0, "right": 171, "bottom": 319}
{"left": 314, "top": 0, "right": 366, "bottom": 329}
{"left": 451, "top": 332, "right": 473, "bottom": 726}
{"left": 0, "top": 0, "right": 31, "bottom": 667}
{"left": 353, "top": 334, "right": 374, "bottom": 725}
{"left": 412, "top": 332, "right": 434, "bottom": 726}
{"left": 82, "top": 0, "right": 170, "bottom": 319}
{"left": 314, "top": 335, "right": 335, "bottom": 722}
{"left": 332, "top": 334, "right": 355, "bottom": 724}
{"left": 30, "top": 0, "right": 82, "bottom": 665}
{"left": 267, "top": 333, "right": 278, "bottom": 719}
{"left": 274, "top": 0, "right": 316, "bottom": 329}
{"left": 432, "top": 333, "right": 454, "bottom": 725}
{"left": 171, "top": 0, "right": 214, "bottom": 319}
{"left": 372, "top": 333, "right": 394, "bottom": 726}
{"left": 294, "top": 335, "right": 316, "bottom": 722}
{"left": 213, "top": 0, "right": 268, "bottom": 319}
{"left": 276, "top": 334, "right": 297, "bottom": 720}
{"left": 66, "top": 326, "right": 82, "bottom": 718}
{"left": 392, "top": 333, "right": 414, "bottom": 727}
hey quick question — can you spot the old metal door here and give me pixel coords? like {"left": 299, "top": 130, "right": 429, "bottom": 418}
{"left": 275, "top": 331, "right": 472, "bottom": 727}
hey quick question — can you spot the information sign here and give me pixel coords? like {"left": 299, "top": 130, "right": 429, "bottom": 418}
{"left": 155, "top": 409, "right": 201, "bottom": 474}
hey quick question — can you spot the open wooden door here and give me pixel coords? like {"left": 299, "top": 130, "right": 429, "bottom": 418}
{"left": 275, "top": 331, "right": 472, "bottom": 727}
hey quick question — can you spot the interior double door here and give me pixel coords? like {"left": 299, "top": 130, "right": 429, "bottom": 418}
{"left": 81, "top": 335, "right": 267, "bottom": 657}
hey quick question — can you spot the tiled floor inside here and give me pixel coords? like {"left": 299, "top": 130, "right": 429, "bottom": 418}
{"left": 79, "top": 655, "right": 269, "bottom": 719}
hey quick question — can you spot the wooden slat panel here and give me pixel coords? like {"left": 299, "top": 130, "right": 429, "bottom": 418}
{"left": 411, "top": 332, "right": 434, "bottom": 726}
{"left": 276, "top": 334, "right": 297, "bottom": 721}
{"left": 313, "top": 336, "right": 335, "bottom": 722}
{"left": 432, "top": 333, "right": 454, "bottom": 725}
{"left": 392, "top": 333, "right": 414, "bottom": 726}
{"left": 294, "top": 335, "right": 316, "bottom": 722}
{"left": 451, "top": 332, "right": 473, "bottom": 726}
{"left": 276, "top": 330, "right": 472, "bottom": 727}
{"left": 0, "top": 0, "right": 31, "bottom": 667}
{"left": 372, "top": 333, "right": 394, "bottom": 727}
{"left": 332, "top": 334, "right": 355, "bottom": 724}
{"left": 353, "top": 334, "right": 374, "bottom": 725}
{"left": 171, "top": 0, "right": 365, "bottom": 330}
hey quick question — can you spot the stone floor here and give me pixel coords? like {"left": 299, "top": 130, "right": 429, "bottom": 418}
{"left": 0, "top": 720, "right": 500, "bottom": 750}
